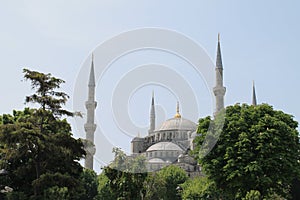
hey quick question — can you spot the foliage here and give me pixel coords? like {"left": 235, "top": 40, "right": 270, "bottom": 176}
{"left": 242, "top": 190, "right": 261, "bottom": 200}
{"left": 3, "top": 191, "right": 27, "bottom": 200}
{"left": 156, "top": 165, "right": 188, "bottom": 200}
{"left": 0, "top": 69, "right": 85, "bottom": 199}
{"left": 96, "top": 149, "right": 190, "bottom": 200}
{"left": 32, "top": 172, "right": 84, "bottom": 199}
{"left": 43, "top": 186, "right": 69, "bottom": 200}
{"left": 180, "top": 176, "right": 220, "bottom": 200}
{"left": 143, "top": 173, "right": 166, "bottom": 200}
{"left": 23, "top": 68, "right": 73, "bottom": 117}
{"left": 97, "top": 148, "right": 148, "bottom": 200}
{"left": 193, "top": 104, "right": 300, "bottom": 199}
{"left": 80, "top": 169, "right": 99, "bottom": 200}
{"left": 96, "top": 172, "right": 113, "bottom": 200}
{"left": 291, "top": 178, "right": 300, "bottom": 200}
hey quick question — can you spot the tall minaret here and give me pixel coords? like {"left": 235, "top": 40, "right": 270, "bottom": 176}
{"left": 84, "top": 54, "right": 97, "bottom": 170}
{"left": 252, "top": 81, "right": 257, "bottom": 106}
{"left": 148, "top": 91, "right": 155, "bottom": 134}
{"left": 213, "top": 34, "right": 226, "bottom": 116}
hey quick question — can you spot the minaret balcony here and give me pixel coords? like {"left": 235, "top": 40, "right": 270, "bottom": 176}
{"left": 213, "top": 86, "right": 226, "bottom": 96}
{"left": 85, "top": 101, "right": 97, "bottom": 109}
{"left": 84, "top": 123, "right": 97, "bottom": 133}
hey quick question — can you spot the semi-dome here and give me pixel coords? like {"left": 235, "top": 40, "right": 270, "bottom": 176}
{"left": 158, "top": 117, "right": 197, "bottom": 131}
{"left": 146, "top": 142, "right": 183, "bottom": 152}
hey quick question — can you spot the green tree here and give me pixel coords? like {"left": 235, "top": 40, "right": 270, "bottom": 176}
{"left": 80, "top": 169, "right": 99, "bottom": 200}
{"left": 180, "top": 176, "right": 220, "bottom": 200}
{"left": 193, "top": 104, "right": 300, "bottom": 199}
{"left": 156, "top": 165, "right": 188, "bottom": 200}
{"left": 242, "top": 190, "right": 261, "bottom": 200}
{"left": 43, "top": 186, "right": 69, "bottom": 200}
{"left": 0, "top": 69, "right": 86, "bottom": 199}
{"left": 96, "top": 172, "right": 114, "bottom": 200}
{"left": 97, "top": 148, "right": 147, "bottom": 200}
{"left": 143, "top": 173, "right": 166, "bottom": 200}
{"left": 291, "top": 178, "right": 300, "bottom": 200}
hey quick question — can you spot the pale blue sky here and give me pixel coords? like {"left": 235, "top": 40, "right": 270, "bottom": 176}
{"left": 1, "top": 1, "right": 299, "bottom": 172}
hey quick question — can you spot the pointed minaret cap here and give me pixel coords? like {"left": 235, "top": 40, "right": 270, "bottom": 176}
{"left": 174, "top": 101, "right": 181, "bottom": 118}
{"left": 149, "top": 90, "right": 156, "bottom": 133}
{"left": 252, "top": 81, "right": 257, "bottom": 106}
{"left": 88, "top": 53, "right": 95, "bottom": 87}
{"left": 216, "top": 33, "right": 223, "bottom": 69}
{"left": 151, "top": 90, "right": 154, "bottom": 105}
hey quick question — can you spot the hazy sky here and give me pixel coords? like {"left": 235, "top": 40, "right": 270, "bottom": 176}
{"left": 1, "top": 1, "right": 299, "bottom": 172}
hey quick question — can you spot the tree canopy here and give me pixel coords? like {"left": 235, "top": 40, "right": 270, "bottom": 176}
{"left": 0, "top": 69, "right": 86, "bottom": 199}
{"left": 193, "top": 103, "right": 300, "bottom": 199}
{"left": 156, "top": 164, "right": 188, "bottom": 200}
{"left": 97, "top": 148, "right": 148, "bottom": 200}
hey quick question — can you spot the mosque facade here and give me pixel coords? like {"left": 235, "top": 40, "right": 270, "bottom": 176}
{"left": 130, "top": 35, "right": 226, "bottom": 176}
{"left": 84, "top": 35, "right": 257, "bottom": 174}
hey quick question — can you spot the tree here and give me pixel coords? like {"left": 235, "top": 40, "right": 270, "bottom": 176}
{"left": 242, "top": 190, "right": 261, "bottom": 200}
{"left": 193, "top": 104, "right": 300, "bottom": 199}
{"left": 97, "top": 148, "right": 148, "bottom": 200}
{"left": 43, "top": 186, "right": 69, "bottom": 200}
{"left": 156, "top": 165, "right": 188, "bottom": 200}
{"left": 0, "top": 69, "right": 86, "bottom": 199}
{"left": 96, "top": 172, "right": 114, "bottom": 200}
{"left": 291, "top": 178, "right": 300, "bottom": 200}
{"left": 97, "top": 149, "right": 189, "bottom": 200}
{"left": 143, "top": 172, "right": 166, "bottom": 200}
{"left": 180, "top": 176, "right": 220, "bottom": 200}
{"left": 80, "top": 169, "right": 99, "bottom": 200}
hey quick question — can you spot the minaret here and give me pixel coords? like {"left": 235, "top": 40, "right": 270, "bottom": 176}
{"left": 213, "top": 34, "right": 226, "bottom": 116}
{"left": 84, "top": 54, "right": 97, "bottom": 170}
{"left": 252, "top": 81, "right": 257, "bottom": 106}
{"left": 148, "top": 91, "right": 155, "bottom": 133}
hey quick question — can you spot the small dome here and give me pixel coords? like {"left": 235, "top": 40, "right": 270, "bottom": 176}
{"left": 146, "top": 142, "right": 183, "bottom": 152}
{"left": 148, "top": 158, "right": 165, "bottom": 163}
{"left": 158, "top": 117, "right": 197, "bottom": 131}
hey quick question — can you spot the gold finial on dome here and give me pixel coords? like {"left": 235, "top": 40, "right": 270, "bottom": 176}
{"left": 174, "top": 101, "right": 181, "bottom": 118}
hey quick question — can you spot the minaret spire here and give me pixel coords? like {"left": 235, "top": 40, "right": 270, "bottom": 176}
{"left": 252, "top": 81, "right": 257, "bottom": 106}
{"left": 84, "top": 54, "right": 97, "bottom": 170}
{"left": 216, "top": 33, "right": 223, "bottom": 69}
{"left": 148, "top": 91, "right": 155, "bottom": 133}
{"left": 89, "top": 53, "right": 95, "bottom": 87}
{"left": 213, "top": 33, "right": 226, "bottom": 116}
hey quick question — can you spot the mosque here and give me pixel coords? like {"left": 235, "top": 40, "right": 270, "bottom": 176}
{"left": 83, "top": 35, "right": 257, "bottom": 175}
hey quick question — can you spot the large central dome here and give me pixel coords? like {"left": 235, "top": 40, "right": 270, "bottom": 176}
{"left": 157, "top": 102, "right": 197, "bottom": 131}
{"left": 158, "top": 117, "right": 197, "bottom": 131}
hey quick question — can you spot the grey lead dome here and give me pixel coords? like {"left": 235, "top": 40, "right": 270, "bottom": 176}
{"left": 158, "top": 117, "right": 197, "bottom": 131}
{"left": 146, "top": 142, "right": 183, "bottom": 152}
